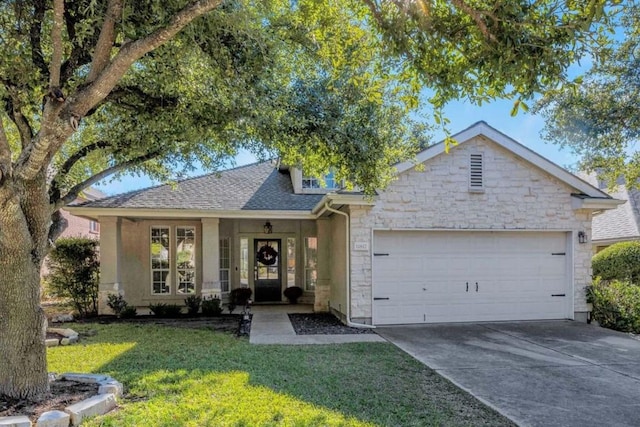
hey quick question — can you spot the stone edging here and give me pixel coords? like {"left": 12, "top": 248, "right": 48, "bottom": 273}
{"left": 45, "top": 328, "right": 79, "bottom": 347}
{"left": 0, "top": 373, "right": 123, "bottom": 427}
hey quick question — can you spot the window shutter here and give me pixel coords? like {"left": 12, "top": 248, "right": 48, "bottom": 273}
{"left": 469, "top": 154, "right": 484, "bottom": 190}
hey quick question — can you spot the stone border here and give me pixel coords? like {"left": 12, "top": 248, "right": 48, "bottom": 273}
{"left": 45, "top": 328, "right": 79, "bottom": 348}
{"left": 0, "top": 373, "right": 123, "bottom": 427}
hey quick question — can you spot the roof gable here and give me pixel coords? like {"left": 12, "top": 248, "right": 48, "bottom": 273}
{"left": 394, "top": 121, "right": 611, "bottom": 199}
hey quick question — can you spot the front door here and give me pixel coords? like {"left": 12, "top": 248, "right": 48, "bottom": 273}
{"left": 254, "top": 239, "right": 282, "bottom": 302}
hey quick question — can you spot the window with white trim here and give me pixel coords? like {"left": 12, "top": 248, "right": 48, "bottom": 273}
{"left": 304, "top": 237, "right": 317, "bottom": 291}
{"left": 469, "top": 153, "right": 484, "bottom": 191}
{"left": 302, "top": 170, "right": 340, "bottom": 189}
{"left": 89, "top": 220, "right": 99, "bottom": 234}
{"left": 220, "top": 237, "right": 230, "bottom": 293}
{"left": 176, "top": 227, "right": 196, "bottom": 294}
{"left": 151, "top": 227, "right": 171, "bottom": 294}
{"left": 240, "top": 238, "right": 249, "bottom": 287}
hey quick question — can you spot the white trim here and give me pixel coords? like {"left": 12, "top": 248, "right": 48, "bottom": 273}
{"left": 395, "top": 121, "right": 612, "bottom": 199}
{"left": 150, "top": 225, "right": 171, "bottom": 295}
{"left": 176, "top": 225, "right": 197, "bottom": 295}
{"left": 571, "top": 196, "right": 625, "bottom": 210}
{"left": 66, "top": 207, "right": 317, "bottom": 221}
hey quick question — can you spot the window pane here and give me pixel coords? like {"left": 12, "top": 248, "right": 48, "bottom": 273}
{"left": 176, "top": 227, "right": 195, "bottom": 269}
{"left": 177, "top": 270, "right": 195, "bottom": 294}
{"left": 220, "top": 237, "right": 230, "bottom": 293}
{"left": 151, "top": 227, "right": 171, "bottom": 294}
{"left": 304, "top": 237, "right": 318, "bottom": 291}
{"left": 287, "top": 237, "right": 296, "bottom": 287}
{"left": 305, "top": 269, "right": 317, "bottom": 291}
{"left": 240, "top": 238, "right": 249, "bottom": 286}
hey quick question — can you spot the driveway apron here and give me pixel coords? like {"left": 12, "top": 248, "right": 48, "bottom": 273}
{"left": 377, "top": 321, "right": 640, "bottom": 427}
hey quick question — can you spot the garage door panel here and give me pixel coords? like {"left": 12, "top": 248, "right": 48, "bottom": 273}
{"left": 373, "top": 231, "right": 570, "bottom": 325}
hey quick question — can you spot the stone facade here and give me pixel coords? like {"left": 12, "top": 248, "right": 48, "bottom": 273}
{"left": 349, "top": 136, "right": 594, "bottom": 323}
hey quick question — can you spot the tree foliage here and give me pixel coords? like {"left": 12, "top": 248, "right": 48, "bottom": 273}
{"left": 537, "top": 2, "right": 637, "bottom": 187}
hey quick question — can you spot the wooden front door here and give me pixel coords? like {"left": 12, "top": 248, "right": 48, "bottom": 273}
{"left": 254, "top": 239, "right": 281, "bottom": 302}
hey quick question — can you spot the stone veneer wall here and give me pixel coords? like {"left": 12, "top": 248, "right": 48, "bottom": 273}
{"left": 349, "top": 136, "right": 594, "bottom": 323}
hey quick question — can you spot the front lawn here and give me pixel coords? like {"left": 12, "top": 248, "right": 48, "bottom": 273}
{"left": 48, "top": 324, "right": 513, "bottom": 426}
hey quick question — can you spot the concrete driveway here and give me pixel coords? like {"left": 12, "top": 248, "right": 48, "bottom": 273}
{"left": 377, "top": 321, "right": 640, "bottom": 427}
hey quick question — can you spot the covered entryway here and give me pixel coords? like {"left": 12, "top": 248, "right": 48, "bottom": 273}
{"left": 372, "top": 230, "right": 571, "bottom": 325}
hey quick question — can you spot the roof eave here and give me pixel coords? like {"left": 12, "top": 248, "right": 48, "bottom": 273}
{"left": 64, "top": 206, "right": 317, "bottom": 220}
{"left": 571, "top": 196, "right": 625, "bottom": 211}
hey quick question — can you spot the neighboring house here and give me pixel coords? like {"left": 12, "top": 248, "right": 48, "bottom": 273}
{"left": 581, "top": 174, "right": 640, "bottom": 253}
{"left": 67, "top": 121, "right": 622, "bottom": 325}
{"left": 59, "top": 187, "right": 106, "bottom": 239}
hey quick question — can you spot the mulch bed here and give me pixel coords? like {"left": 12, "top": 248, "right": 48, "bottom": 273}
{"left": 74, "top": 314, "right": 245, "bottom": 335}
{"left": 288, "top": 313, "right": 376, "bottom": 335}
{"left": 0, "top": 380, "right": 98, "bottom": 422}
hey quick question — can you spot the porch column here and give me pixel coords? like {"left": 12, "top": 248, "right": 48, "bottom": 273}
{"left": 201, "top": 218, "right": 220, "bottom": 298}
{"left": 98, "top": 216, "right": 122, "bottom": 314}
{"left": 315, "top": 218, "right": 331, "bottom": 312}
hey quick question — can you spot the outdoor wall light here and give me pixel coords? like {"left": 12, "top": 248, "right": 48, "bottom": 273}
{"left": 264, "top": 221, "right": 273, "bottom": 234}
{"left": 578, "top": 231, "right": 587, "bottom": 244}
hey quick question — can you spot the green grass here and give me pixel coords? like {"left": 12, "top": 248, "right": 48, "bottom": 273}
{"left": 48, "top": 324, "right": 513, "bottom": 426}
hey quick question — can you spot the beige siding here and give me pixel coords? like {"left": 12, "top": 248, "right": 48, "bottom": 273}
{"left": 350, "top": 136, "right": 593, "bottom": 323}
{"left": 328, "top": 213, "right": 348, "bottom": 319}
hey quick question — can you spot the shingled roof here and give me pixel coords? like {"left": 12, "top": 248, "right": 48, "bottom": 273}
{"left": 581, "top": 173, "right": 640, "bottom": 242}
{"left": 76, "top": 161, "right": 324, "bottom": 211}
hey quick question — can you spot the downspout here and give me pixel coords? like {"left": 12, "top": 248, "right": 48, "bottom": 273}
{"left": 324, "top": 202, "right": 376, "bottom": 329}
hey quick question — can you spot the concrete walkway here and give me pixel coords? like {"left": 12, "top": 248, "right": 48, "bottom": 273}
{"left": 378, "top": 321, "right": 640, "bottom": 427}
{"left": 249, "top": 305, "right": 385, "bottom": 345}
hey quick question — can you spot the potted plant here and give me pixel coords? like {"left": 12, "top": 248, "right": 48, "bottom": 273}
{"left": 283, "top": 286, "right": 303, "bottom": 304}
{"left": 230, "top": 287, "right": 253, "bottom": 305}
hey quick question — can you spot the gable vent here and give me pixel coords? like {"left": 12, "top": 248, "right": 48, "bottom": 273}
{"left": 469, "top": 153, "right": 484, "bottom": 190}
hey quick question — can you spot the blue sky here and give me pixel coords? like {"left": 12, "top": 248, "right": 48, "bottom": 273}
{"left": 94, "top": 98, "right": 578, "bottom": 196}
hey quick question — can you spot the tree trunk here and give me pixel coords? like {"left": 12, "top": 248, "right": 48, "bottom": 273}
{"left": 0, "top": 180, "right": 50, "bottom": 400}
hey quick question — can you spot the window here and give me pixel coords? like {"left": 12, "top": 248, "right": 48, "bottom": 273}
{"left": 151, "top": 227, "right": 171, "bottom": 294}
{"left": 89, "top": 220, "right": 99, "bottom": 234}
{"left": 220, "top": 237, "right": 230, "bottom": 293}
{"left": 302, "top": 170, "right": 340, "bottom": 189}
{"left": 240, "top": 238, "right": 249, "bottom": 286}
{"left": 287, "top": 237, "right": 296, "bottom": 287}
{"left": 304, "top": 237, "right": 317, "bottom": 291}
{"left": 469, "top": 153, "right": 484, "bottom": 191}
{"left": 176, "top": 227, "right": 196, "bottom": 294}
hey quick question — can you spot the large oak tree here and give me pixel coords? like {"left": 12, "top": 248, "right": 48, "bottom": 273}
{"left": 0, "top": 0, "right": 610, "bottom": 400}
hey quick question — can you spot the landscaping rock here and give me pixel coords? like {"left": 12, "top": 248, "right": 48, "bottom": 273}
{"left": 45, "top": 339, "right": 59, "bottom": 347}
{"left": 35, "top": 411, "right": 70, "bottom": 427}
{"left": 60, "top": 338, "right": 70, "bottom": 346}
{"left": 50, "top": 314, "right": 74, "bottom": 323}
{"left": 0, "top": 416, "right": 32, "bottom": 427}
{"left": 61, "top": 374, "right": 108, "bottom": 384}
{"left": 64, "top": 394, "right": 116, "bottom": 426}
{"left": 97, "top": 379, "right": 123, "bottom": 397}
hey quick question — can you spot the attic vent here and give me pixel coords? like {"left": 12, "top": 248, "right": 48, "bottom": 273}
{"left": 469, "top": 153, "right": 484, "bottom": 191}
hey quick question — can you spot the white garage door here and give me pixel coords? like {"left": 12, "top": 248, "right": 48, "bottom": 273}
{"left": 372, "top": 231, "right": 570, "bottom": 325}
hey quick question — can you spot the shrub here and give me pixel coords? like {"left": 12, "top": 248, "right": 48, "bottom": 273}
{"left": 107, "top": 294, "right": 129, "bottom": 317}
{"left": 593, "top": 241, "right": 640, "bottom": 283}
{"left": 201, "top": 295, "right": 223, "bottom": 316}
{"left": 230, "top": 287, "right": 252, "bottom": 305}
{"left": 184, "top": 295, "right": 202, "bottom": 315}
{"left": 283, "top": 286, "right": 303, "bottom": 304}
{"left": 149, "top": 303, "right": 183, "bottom": 317}
{"left": 46, "top": 237, "right": 100, "bottom": 318}
{"left": 587, "top": 278, "right": 640, "bottom": 333}
{"left": 120, "top": 305, "right": 138, "bottom": 318}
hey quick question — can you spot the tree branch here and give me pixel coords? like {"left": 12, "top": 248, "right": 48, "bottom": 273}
{"left": 49, "top": 0, "right": 65, "bottom": 88}
{"left": 71, "top": 0, "right": 223, "bottom": 117}
{"left": 3, "top": 94, "right": 33, "bottom": 149}
{"left": 29, "top": 0, "right": 48, "bottom": 79}
{"left": 49, "top": 140, "right": 114, "bottom": 203}
{"left": 16, "top": 0, "right": 223, "bottom": 183}
{"left": 449, "top": 0, "right": 496, "bottom": 42}
{"left": 87, "top": 0, "right": 124, "bottom": 83}
{"left": 56, "top": 150, "right": 162, "bottom": 208}
{"left": 0, "top": 116, "right": 12, "bottom": 186}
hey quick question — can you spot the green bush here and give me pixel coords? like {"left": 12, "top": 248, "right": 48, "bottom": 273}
{"left": 230, "top": 287, "right": 252, "bottom": 305}
{"left": 120, "top": 305, "right": 138, "bottom": 318}
{"left": 149, "top": 303, "right": 182, "bottom": 317}
{"left": 201, "top": 295, "right": 223, "bottom": 316}
{"left": 184, "top": 295, "right": 202, "bottom": 315}
{"left": 46, "top": 237, "right": 100, "bottom": 318}
{"left": 587, "top": 278, "right": 640, "bottom": 333}
{"left": 107, "top": 294, "right": 128, "bottom": 317}
{"left": 592, "top": 241, "right": 640, "bottom": 282}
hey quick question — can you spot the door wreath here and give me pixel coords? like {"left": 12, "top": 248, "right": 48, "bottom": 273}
{"left": 257, "top": 244, "right": 278, "bottom": 266}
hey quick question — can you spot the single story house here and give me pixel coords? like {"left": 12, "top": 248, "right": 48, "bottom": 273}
{"left": 67, "top": 121, "right": 623, "bottom": 325}
{"left": 580, "top": 174, "right": 640, "bottom": 253}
